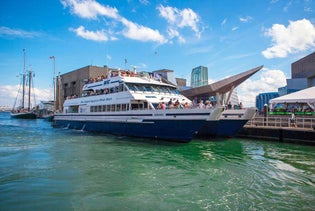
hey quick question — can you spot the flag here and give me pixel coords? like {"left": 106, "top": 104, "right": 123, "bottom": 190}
{"left": 125, "top": 58, "right": 127, "bottom": 64}
{"left": 49, "top": 56, "right": 55, "bottom": 59}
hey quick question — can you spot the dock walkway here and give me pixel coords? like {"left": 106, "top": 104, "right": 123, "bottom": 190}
{"left": 237, "top": 115, "right": 315, "bottom": 145}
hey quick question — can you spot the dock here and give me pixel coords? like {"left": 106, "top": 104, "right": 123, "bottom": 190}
{"left": 237, "top": 115, "right": 315, "bottom": 145}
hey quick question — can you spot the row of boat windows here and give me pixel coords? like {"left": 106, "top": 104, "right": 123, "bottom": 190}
{"left": 90, "top": 102, "right": 150, "bottom": 112}
{"left": 126, "top": 83, "right": 179, "bottom": 94}
{"left": 82, "top": 83, "right": 179, "bottom": 97}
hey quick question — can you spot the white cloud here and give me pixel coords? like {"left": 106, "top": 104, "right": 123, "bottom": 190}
{"left": 120, "top": 18, "right": 167, "bottom": 44}
{"left": 237, "top": 68, "right": 287, "bottom": 107}
{"left": 0, "top": 85, "right": 53, "bottom": 107}
{"left": 232, "top": 26, "right": 239, "bottom": 31}
{"left": 240, "top": 16, "right": 252, "bottom": 23}
{"left": 157, "top": 4, "right": 201, "bottom": 40}
{"left": 262, "top": 19, "right": 315, "bottom": 59}
{"left": 221, "top": 18, "right": 227, "bottom": 25}
{"left": 62, "top": 0, "right": 166, "bottom": 44}
{"left": 167, "top": 27, "right": 185, "bottom": 43}
{"left": 106, "top": 54, "right": 112, "bottom": 60}
{"left": 139, "top": 0, "right": 149, "bottom": 5}
{"left": 70, "top": 26, "right": 111, "bottom": 41}
{"left": 61, "top": 0, "right": 119, "bottom": 19}
{"left": 0, "top": 26, "right": 40, "bottom": 38}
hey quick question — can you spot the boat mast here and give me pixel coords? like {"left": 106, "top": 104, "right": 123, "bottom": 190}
{"left": 22, "top": 49, "right": 26, "bottom": 109}
{"left": 28, "top": 65, "right": 32, "bottom": 112}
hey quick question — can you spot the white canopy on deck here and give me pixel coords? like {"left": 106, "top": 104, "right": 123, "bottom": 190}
{"left": 269, "top": 86, "right": 315, "bottom": 110}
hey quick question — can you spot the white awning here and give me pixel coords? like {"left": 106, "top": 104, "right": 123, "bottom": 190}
{"left": 269, "top": 86, "right": 315, "bottom": 108}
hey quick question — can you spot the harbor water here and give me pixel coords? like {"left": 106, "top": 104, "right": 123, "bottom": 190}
{"left": 0, "top": 112, "right": 314, "bottom": 210}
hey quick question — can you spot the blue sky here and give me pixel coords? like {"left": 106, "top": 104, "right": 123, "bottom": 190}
{"left": 1, "top": 0, "right": 315, "bottom": 107}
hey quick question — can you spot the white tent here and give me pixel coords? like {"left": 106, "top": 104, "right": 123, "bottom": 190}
{"left": 269, "top": 86, "right": 315, "bottom": 110}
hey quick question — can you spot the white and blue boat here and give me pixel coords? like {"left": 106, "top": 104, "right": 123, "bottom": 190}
{"left": 53, "top": 71, "right": 224, "bottom": 142}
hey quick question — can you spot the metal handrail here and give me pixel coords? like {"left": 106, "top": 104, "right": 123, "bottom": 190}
{"left": 246, "top": 116, "right": 315, "bottom": 130}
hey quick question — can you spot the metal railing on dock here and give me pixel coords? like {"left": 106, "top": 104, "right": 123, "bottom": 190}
{"left": 246, "top": 116, "right": 315, "bottom": 130}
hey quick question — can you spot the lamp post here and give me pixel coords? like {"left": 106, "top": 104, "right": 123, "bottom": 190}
{"left": 49, "top": 56, "right": 56, "bottom": 112}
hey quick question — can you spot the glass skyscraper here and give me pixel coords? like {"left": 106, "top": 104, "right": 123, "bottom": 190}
{"left": 191, "top": 66, "right": 208, "bottom": 88}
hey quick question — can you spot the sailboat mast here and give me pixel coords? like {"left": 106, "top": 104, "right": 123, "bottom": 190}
{"left": 28, "top": 65, "right": 32, "bottom": 111}
{"left": 22, "top": 49, "right": 26, "bottom": 109}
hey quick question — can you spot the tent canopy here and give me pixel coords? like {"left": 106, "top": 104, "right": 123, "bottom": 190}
{"left": 269, "top": 86, "right": 315, "bottom": 105}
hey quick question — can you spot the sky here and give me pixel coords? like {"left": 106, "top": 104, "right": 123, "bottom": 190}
{"left": 1, "top": 0, "right": 315, "bottom": 108}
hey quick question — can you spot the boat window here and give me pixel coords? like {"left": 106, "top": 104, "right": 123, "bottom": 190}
{"left": 102, "top": 105, "right": 106, "bottom": 112}
{"left": 98, "top": 105, "right": 102, "bottom": 112}
{"left": 68, "top": 105, "right": 79, "bottom": 113}
{"left": 118, "top": 83, "right": 124, "bottom": 92}
{"left": 131, "top": 104, "right": 139, "bottom": 110}
{"left": 109, "top": 87, "right": 115, "bottom": 94}
{"left": 144, "top": 86, "right": 152, "bottom": 92}
{"left": 111, "top": 104, "right": 116, "bottom": 112}
{"left": 136, "top": 85, "right": 146, "bottom": 92}
{"left": 122, "top": 104, "right": 126, "bottom": 111}
{"left": 116, "top": 104, "right": 121, "bottom": 111}
{"left": 127, "top": 84, "right": 137, "bottom": 91}
{"left": 82, "top": 89, "right": 94, "bottom": 97}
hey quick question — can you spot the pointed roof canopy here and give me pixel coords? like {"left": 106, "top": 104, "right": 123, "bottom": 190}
{"left": 181, "top": 65, "right": 263, "bottom": 99}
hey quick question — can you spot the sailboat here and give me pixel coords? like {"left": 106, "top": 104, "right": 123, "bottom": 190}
{"left": 10, "top": 49, "right": 37, "bottom": 119}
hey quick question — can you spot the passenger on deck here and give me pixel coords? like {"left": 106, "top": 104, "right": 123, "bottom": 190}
{"left": 174, "top": 100, "right": 181, "bottom": 109}
{"left": 198, "top": 100, "right": 205, "bottom": 109}
{"left": 184, "top": 102, "right": 191, "bottom": 109}
{"left": 168, "top": 99, "right": 174, "bottom": 109}
{"left": 192, "top": 97, "right": 198, "bottom": 108}
{"left": 239, "top": 102, "right": 243, "bottom": 109}
{"left": 227, "top": 101, "right": 232, "bottom": 109}
{"left": 205, "top": 100, "right": 213, "bottom": 109}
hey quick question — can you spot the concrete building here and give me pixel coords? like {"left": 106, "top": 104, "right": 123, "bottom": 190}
{"left": 285, "top": 51, "right": 315, "bottom": 94}
{"left": 190, "top": 66, "right": 208, "bottom": 88}
{"left": 291, "top": 51, "right": 315, "bottom": 87}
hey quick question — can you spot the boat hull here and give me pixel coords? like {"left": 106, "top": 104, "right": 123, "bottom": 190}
{"left": 198, "top": 119, "right": 248, "bottom": 138}
{"left": 10, "top": 112, "right": 37, "bottom": 119}
{"left": 197, "top": 108, "right": 257, "bottom": 138}
{"left": 53, "top": 118, "right": 206, "bottom": 142}
{"left": 53, "top": 107, "right": 224, "bottom": 142}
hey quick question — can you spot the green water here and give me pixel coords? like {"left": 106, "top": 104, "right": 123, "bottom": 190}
{"left": 0, "top": 112, "right": 314, "bottom": 210}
